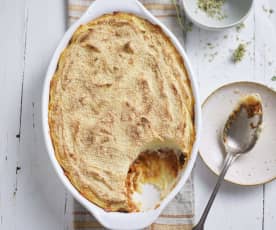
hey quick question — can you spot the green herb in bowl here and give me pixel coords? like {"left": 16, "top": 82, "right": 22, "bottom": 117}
{"left": 197, "top": 0, "right": 226, "bottom": 20}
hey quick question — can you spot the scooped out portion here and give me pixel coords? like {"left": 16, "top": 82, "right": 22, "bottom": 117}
{"left": 126, "top": 147, "right": 186, "bottom": 211}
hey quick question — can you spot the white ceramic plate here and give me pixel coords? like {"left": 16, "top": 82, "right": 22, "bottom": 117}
{"left": 41, "top": 0, "right": 201, "bottom": 229}
{"left": 200, "top": 81, "right": 276, "bottom": 186}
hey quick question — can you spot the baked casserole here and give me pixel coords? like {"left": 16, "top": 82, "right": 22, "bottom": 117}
{"left": 48, "top": 12, "right": 195, "bottom": 212}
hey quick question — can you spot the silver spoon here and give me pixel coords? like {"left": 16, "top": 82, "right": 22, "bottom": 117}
{"left": 193, "top": 94, "right": 263, "bottom": 230}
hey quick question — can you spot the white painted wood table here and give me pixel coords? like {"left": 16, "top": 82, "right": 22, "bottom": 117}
{"left": 0, "top": 0, "right": 275, "bottom": 229}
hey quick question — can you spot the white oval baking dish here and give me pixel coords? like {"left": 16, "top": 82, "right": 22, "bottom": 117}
{"left": 42, "top": 0, "right": 201, "bottom": 229}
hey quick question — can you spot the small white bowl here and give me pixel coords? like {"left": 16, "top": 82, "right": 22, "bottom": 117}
{"left": 182, "top": 0, "right": 254, "bottom": 30}
{"left": 41, "top": 0, "right": 201, "bottom": 229}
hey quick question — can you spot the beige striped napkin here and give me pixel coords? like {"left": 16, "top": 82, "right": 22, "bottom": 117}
{"left": 67, "top": 0, "right": 194, "bottom": 229}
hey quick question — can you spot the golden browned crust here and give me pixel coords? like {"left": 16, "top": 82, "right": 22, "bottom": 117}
{"left": 48, "top": 12, "right": 195, "bottom": 212}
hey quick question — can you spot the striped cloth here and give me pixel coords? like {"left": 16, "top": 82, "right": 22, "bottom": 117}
{"left": 67, "top": 1, "right": 194, "bottom": 229}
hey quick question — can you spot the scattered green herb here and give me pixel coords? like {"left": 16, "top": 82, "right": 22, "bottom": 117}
{"left": 186, "top": 22, "right": 193, "bottom": 32}
{"left": 208, "top": 51, "right": 218, "bottom": 62}
{"left": 197, "top": 0, "right": 226, "bottom": 20}
{"left": 262, "top": 5, "right": 274, "bottom": 15}
{"left": 271, "top": 76, "right": 276, "bottom": 81}
{"left": 232, "top": 43, "right": 246, "bottom": 63}
{"left": 172, "top": 0, "right": 193, "bottom": 33}
{"left": 236, "top": 23, "right": 245, "bottom": 32}
{"left": 262, "top": 5, "right": 268, "bottom": 13}
{"left": 206, "top": 42, "right": 215, "bottom": 49}
{"left": 223, "top": 35, "right": 228, "bottom": 39}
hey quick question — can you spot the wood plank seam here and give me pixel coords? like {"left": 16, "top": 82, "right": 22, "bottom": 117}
{"left": 16, "top": 6, "right": 29, "bottom": 142}
{"left": 14, "top": 4, "right": 29, "bottom": 198}
{"left": 262, "top": 185, "right": 265, "bottom": 230}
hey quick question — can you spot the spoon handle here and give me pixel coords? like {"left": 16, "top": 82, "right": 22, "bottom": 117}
{"left": 192, "top": 153, "right": 237, "bottom": 230}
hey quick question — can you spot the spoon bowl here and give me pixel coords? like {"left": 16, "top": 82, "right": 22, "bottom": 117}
{"left": 222, "top": 94, "right": 263, "bottom": 154}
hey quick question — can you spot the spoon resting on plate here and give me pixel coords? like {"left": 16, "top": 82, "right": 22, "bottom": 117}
{"left": 193, "top": 94, "right": 263, "bottom": 230}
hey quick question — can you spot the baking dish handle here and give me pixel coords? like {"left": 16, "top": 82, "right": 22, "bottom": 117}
{"left": 80, "top": 0, "right": 149, "bottom": 21}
